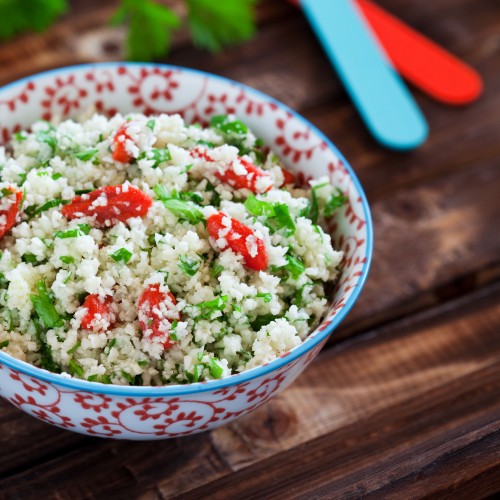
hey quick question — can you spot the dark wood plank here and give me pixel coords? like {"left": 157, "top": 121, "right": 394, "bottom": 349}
{"left": 338, "top": 159, "right": 500, "bottom": 337}
{"left": 1, "top": 282, "right": 499, "bottom": 498}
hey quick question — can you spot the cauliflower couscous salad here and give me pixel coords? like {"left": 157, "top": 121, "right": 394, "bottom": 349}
{"left": 0, "top": 113, "right": 346, "bottom": 386}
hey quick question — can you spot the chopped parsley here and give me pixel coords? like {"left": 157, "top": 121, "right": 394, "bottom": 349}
{"left": 154, "top": 184, "right": 205, "bottom": 224}
{"left": 74, "top": 149, "right": 99, "bottom": 161}
{"left": 69, "top": 359, "right": 84, "bottom": 377}
{"left": 190, "top": 295, "right": 228, "bottom": 320}
{"left": 22, "top": 253, "right": 38, "bottom": 264}
{"left": 244, "top": 194, "right": 275, "bottom": 217}
{"left": 13, "top": 131, "right": 27, "bottom": 142}
{"left": 162, "top": 198, "right": 204, "bottom": 225}
{"left": 30, "top": 279, "right": 63, "bottom": 329}
{"left": 0, "top": 187, "right": 13, "bottom": 198}
{"left": 35, "top": 127, "right": 57, "bottom": 150}
{"left": 146, "top": 119, "right": 156, "bottom": 131}
{"left": 284, "top": 254, "right": 305, "bottom": 280}
{"left": 54, "top": 224, "right": 92, "bottom": 239}
{"left": 244, "top": 194, "right": 295, "bottom": 234}
{"left": 209, "top": 357, "right": 224, "bottom": 378}
{"left": 60, "top": 255, "right": 74, "bottom": 265}
{"left": 308, "top": 182, "right": 329, "bottom": 224}
{"left": 110, "top": 247, "right": 133, "bottom": 264}
{"left": 256, "top": 292, "right": 272, "bottom": 303}
{"left": 0, "top": 340, "right": 9, "bottom": 349}
{"left": 178, "top": 255, "right": 201, "bottom": 276}
{"left": 139, "top": 147, "right": 171, "bottom": 167}
{"left": 210, "top": 114, "right": 248, "bottom": 135}
{"left": 211, "top": 262, "right": 224, "bottom": 278}
{"left": 67, "top": 341, "right": 81, "bottom": 354}
{"left": 26, "top": 198, "right": 70, "bottom": 219}
{"left": 324, "top": 188, "right": 347, "bottom": 217}
{"left": 251, "top": 314, "right": 278, "bottom": 331}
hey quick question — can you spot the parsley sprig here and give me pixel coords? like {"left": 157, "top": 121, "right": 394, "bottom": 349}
{"left": 0, "top": 1, "right": 257, "bottom": 62}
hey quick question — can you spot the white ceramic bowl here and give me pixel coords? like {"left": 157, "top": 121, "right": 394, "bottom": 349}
{"left": 0, "top": 63, "right": 372, "bottom": 439}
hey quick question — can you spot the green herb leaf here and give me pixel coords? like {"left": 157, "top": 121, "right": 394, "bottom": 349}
{"left": 69, "top": 359, "right": 84, "bottom": 377}
{"left": 244, "top": 193, "right": 275, "bottom": 217}
{"left": 35, "top": 128, "right": 57, "bottom": 150}
{"left": 162, "top": 198, "right": 205, "bottom": 225}
{"left": 28, "top": 198, "right": 69, "bottom": 219}
{"left": 67, "top": 341, "right": 81, "bottom": 354}
{"left": 60, "top": 255, "right": 74, "bottom": 265}
{"left": 187, "top": 0, "right": 256, "bottom": 53}
{"left": 146, "top": 119, "right": 156, "bottom": 131}
{"left": 52, "top": 173, "right": 62, "bottom": 180}
{"left": 284, "top": 254, "right": 305, "bottom": 280}
{"left": 30, "top": 280, "right": 63, "bottom": 329}
{"left": 256, "top": 292, "right": 272, "bottom": 303}
{"left": 13, "top": 131, "right": 27, "bottom": 142}
{"left": 211, "top": 262, "right": 224, "bottom": 278}
{"left": 111, "top": 0, "right": 181, "bottom": 61}
{"left": 138, "top": 147, "right": 171, "bottom": 167}
{"left": 54, "top": 223, "right": 92, "bottom": 239}
{"left": 0, "top": 340, "right": 9, "bottom": 349}
{"left": 190, "top": 295, "right": 228, "bottom": 319}
{"left": 121, "top": 369, "right": 135, "bottom": 384}
{"left": 110, "top": 247, "right": 133, "bottom": 264}
{"left": 0, "top": 0, "right": 68, "bottom": 41}
{"left": 210, "top": 114, "right": 248, "bottom": 135}
{"left": 209, "top": 357, "right": 224, "bottom": 378}
{"left": 0, "top": 188, "right": 13, "bottom": 198}
{"left": 273, "top": 204, "right": 296, "bottom": 234}
{"left": 178, "top": 255, "right": 201, "bottom": 276}
{"left": 308, "top": 182, "right": 329, "bottom": 224}
{"left": 22, "top": 253, "right": 38, "bottom": 264}
{"left": 74, "top": 149, "right": 98, "bottom": 161}
{"left": 324, "top": 188, "right": 347, "bottom": 217}
{"left": 250, "top": 314, "right": 278, "bottom": 331}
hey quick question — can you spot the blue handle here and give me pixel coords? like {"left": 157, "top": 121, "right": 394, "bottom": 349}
{"left": 300, "top": 0, "right": 428, "bottom": 150}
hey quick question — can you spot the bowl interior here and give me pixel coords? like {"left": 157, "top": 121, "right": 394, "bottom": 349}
{"left": 0, "top": 63, "right": 372, "bottom": 390}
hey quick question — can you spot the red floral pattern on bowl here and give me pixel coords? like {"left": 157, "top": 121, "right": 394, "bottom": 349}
{"left": 0, "top": 63, "right": 372, "bottom": 440}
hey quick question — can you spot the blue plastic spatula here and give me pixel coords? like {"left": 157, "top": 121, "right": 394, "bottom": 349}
{"left": 297, "top": 0, "right": 428, "bottom": 150}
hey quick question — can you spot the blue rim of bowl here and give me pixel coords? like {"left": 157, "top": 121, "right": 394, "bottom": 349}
{"left": 0, "top": 62, "right": 373, "bottom": 396}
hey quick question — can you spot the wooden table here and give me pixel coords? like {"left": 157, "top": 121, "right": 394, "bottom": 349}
{"left": 1, "top": 1, "right": 499, "bottom": 498}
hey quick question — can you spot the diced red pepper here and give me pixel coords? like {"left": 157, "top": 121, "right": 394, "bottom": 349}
{"left": 137, "top": 284, "right": 179, "bottom": 349}
{"left": 207, "top": 212, "right": 268, "bottom": 271}
{"left": 112, "top": 124, "right": 134, "bottom": 163}
{"left": 191, "top": 148, "right": 273, "bottom": 194}
{"left": 61, "top": 185, "right": 153, "bottom": 227}
{"left": 80, "top": 294, "right": 115, "bottom": 332}
{"left": 280, "top": 167, "right": 296, "bottom": 186}
{"left": 190, "top": 146, "right": 212, "bottom": 161}
{"left": 214, "top": 158, "right": 273, "bottom": 194}
{"left": 0, "top": 188, "right": 22, "bottom": 239}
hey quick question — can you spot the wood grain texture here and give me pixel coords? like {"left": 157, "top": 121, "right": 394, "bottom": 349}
{"left": 0, "top": 0, "right": 499, "bottom": 497}
{"left": 1, "top": 284, "right": 499, "bottom": 498}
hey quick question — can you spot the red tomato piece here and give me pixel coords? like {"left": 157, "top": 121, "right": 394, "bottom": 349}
{"left": 190, "top": 146, "right": 212, "bottom": 161}
{"left": 207, "top": 212, "right": 268, "bottom": 271}
{"left": 80, "top": 294, "right": 115, "bottom": 332}
{"left": 61, "top": 185, "right": 153, "bottom": 227}
{"left": 214, "top": 158, "right": 273, "bottom": 194}
{"left": 137, "top": 284, "right": 179, "bottom": 349}
{"left": 280, "top": 167, "right": 296, "bottom": 186}
{"left": 112, "top": 124, "right": 134, "bottom": 163}
{"left": 0, "top": 188, "right": 22, "bottom": 239}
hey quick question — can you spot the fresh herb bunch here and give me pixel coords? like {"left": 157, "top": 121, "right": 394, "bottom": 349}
{"left": 0, "top": 0, "right": 257, "bottom": 61}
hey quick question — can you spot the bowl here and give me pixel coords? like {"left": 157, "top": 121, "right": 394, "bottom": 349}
{"left": 0, "top": 63, "right": 372, "bottom": 439}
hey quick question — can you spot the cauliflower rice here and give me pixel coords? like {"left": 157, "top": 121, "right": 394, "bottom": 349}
{"left": 0, "top": 112, "right": 345, "bottom": 386}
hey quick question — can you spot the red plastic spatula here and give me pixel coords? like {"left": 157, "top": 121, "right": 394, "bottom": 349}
{"left": 290, "top": 0, "right": 483, "bottom": 105}
{"left": 355, "top": 0, "right": 483, "bottom": 105}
